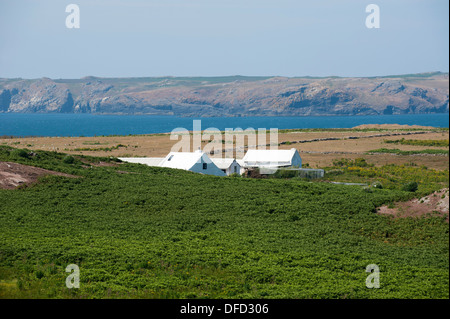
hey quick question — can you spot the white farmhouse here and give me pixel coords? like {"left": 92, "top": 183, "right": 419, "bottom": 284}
{"left": 118, "top": 150, "right": 225, "bottom": 176}
{"left": 210, "top": 158, "right": 241, "bottom": 176}
{"left": 158, "top": 150, "right": 226, "bottom": 176}
{"left": 242, "top": 148, "right": 302, "bottom": 169}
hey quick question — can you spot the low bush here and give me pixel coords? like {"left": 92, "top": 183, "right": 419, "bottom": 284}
{"left": 11, "top": 149, "right": 29, "bottom": 159}
{"left": 63, "top": 156, "right": 75, "bottom": 164}
{"left": 402, "top": 181, "right": 419, "bottom": 192}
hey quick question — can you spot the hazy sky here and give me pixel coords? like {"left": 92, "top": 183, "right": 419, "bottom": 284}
{"left": 0, "top": 0, "right": 448, "bottom": 78}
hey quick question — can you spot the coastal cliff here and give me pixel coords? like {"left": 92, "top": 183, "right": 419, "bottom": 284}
{"left": 0, "top": 73, "right": 448, "bottom": 116}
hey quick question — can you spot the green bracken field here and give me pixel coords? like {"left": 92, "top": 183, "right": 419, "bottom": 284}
{"left": 0, "top": 145, "right": 448, "bottom": 299}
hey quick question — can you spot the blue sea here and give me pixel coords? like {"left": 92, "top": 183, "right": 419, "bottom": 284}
{"left": 0, "top": 113, "right": 448, "bottom": 137}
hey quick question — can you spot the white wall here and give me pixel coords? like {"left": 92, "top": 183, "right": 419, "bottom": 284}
{"left": 189, "top": 154, "right": 226, "bottom": 177}
{"left": 225, "top": 161, "right": 241, "bottom": 175}
{"left": 291, "top": 151, "right": 302, "bottom": 168}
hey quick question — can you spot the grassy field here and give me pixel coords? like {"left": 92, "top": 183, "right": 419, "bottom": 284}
{"left": 1, "top": 126, "right": 449, "bottom": 170}
{"left": 0, "top": 145, "right": 448, "bottom": 299}
{"left": 383, "top": 138, "right": 449, "bottom": 147}
{"left": 367, "top": 148, "right": 449, "bottom": 156}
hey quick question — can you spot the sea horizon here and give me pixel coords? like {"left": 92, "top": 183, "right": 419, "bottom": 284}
{"left": 0, "top": 113, "right": 448, "bottom": 138}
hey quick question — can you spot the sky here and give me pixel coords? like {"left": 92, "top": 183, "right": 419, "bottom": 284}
{"left": 0, "top": 0, "right": 448, "bottom": 79}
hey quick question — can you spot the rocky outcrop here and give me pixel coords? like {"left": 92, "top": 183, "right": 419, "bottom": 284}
{"left": 2, "top": 78, "right": 74, "bottom": 113}
{"left": 0, "top": 89, "right": 12, "bottom": 112}
{"left": 0, "top": 73, "right": 448, "bottom": 116}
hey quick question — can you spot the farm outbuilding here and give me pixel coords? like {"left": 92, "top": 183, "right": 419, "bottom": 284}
{"left": 118, "top": 148, "right": 310, "bottom": 178}
{"left": 236, "top": 160, "right": 247, "bottom": 175}
{"left": 210, "top": 158, "right": 241, "bottom": 176}
{"left": 242, "top": 148, "right": 302, "bottom": 169}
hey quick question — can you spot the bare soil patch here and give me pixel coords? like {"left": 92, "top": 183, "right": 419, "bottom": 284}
{"left": 0, "top": 162, "right": 78, "bottom": 189}
{"left": 377, "top": 188, "right": 449, "bottom": 222}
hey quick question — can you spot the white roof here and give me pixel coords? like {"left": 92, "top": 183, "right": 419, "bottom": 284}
{"left": 118, "top": 157, "right": 165, "bottom": 166}
{"left": 236, "top": 159, "right": 245, "bottom": 167}
{"left": 242, "top": 148, "right": 299, "bottom": 167}
{"left": 210, "top": 158, "right": 238, "bottom": 170}
{"left": 159, "top": 150, "right": 207, "bottom": 170}
{"left": 120, "top": 151, "right": 225, "bottom": 176}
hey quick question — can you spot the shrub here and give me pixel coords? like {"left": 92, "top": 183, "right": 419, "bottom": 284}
{"left": 368, "top": 148, "right": 449, "bottom": 156}
{"left": 384, "top": 138, "right": 449, "bottom": 147}
{"left": 372, "top": 181, "right": 383, "bottom": 189}
{"left": 332, "top": 158, "right": 372, "bottom": 168}
{"left": 63, "top": 155, "right": 75, "bottom": 164}
{"left": 273, "top": 169, "right": 298, "bottom": 179}
{"left": 363, "top": 186, "right": 373, "bottom": 193}
{"left": 11, "top": 149, "right": 29, "bottom": 159}
{"left": 35, "top": 270, "right": 44, "bottom": 279}
{"left": 354, "top": 158, "right": 370, "bottom": 167}
{"left": 325, "top": 169, "right": 344, "bottom": 176}
{"left": 402, "top": 181, "right": 418, "bottom": 192}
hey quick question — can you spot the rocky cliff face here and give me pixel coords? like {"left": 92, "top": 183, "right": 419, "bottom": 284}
{"left": 0, "top": 73, "right": 448, "bottom": 116}
{"left": 1, "top": 78, "right": 74, "bottom": 113}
